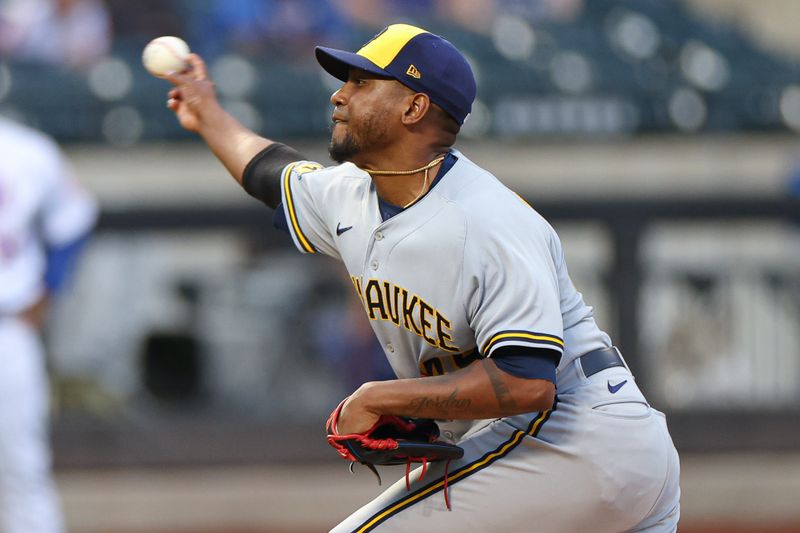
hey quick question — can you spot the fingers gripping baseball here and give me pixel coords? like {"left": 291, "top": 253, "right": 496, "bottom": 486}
{"left": 164, "top": 54, "right": 216, "bottom": 133}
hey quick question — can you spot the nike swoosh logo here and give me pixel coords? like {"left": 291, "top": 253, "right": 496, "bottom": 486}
{"left": 336, "top": 223, "right": 353, "bottom": 236}
{"left": 608, "top": 380, "right": 628, "bottom": 394}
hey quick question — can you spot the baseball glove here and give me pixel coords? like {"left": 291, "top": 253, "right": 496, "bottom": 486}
{"left": 325, "top": 398, "right": 464, "bottom": 509}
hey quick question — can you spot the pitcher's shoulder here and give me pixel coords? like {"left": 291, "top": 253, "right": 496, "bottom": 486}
{"left": 289, "top": 161, "right": 371, "bottom": 197}
{"left": 442, "top": 157, "right": 551, "bottom": 231}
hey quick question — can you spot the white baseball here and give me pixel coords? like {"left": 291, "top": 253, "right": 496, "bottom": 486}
{"left": 142, "top": 36, "right": 191, "bottom": 78}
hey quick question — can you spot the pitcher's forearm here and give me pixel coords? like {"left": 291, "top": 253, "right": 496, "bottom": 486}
{"left": 197, "top": 105, "right": 274, "bottom": 186}
{"left": 351, "top": 359, "right": 555, "bottom": 421}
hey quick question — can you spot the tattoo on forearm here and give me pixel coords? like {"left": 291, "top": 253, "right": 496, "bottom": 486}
{"left": 408, "top": 388, "right": 471, "bottom": 416}
{"left": 483, "top": 361, "right": 518, "bottom": 412}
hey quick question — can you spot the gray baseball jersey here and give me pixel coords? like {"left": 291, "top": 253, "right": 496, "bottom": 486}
{"left": 279, "top": 149, "right": 611, "bottom": 437}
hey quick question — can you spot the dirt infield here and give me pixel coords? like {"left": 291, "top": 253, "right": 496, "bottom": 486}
{"left": 63, "top": 526, "right": 800, "bottom": 533}
{"left": 682, "top": 527, "right": 800, "bottom": 533}
{"left": 58, "top": 453, "right": 800, "bottom": 533}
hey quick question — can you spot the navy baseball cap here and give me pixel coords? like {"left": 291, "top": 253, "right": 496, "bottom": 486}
{"left": 315, "top": 24, "right": 476, "bottom": 125}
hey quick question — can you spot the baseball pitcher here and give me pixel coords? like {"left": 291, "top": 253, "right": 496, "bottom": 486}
{"left": 165, "top": 24, "right": 680, "bottom": 532}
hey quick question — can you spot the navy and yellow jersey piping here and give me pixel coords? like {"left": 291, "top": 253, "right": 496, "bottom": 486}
{"left": 281, "top": 161, "right": 317, "bottom": 254}
{"left": 483, "top": 330, "right": 565, "bottom": 356}
{"left": 350, "top": 404, "right": 556, "bottom": 532}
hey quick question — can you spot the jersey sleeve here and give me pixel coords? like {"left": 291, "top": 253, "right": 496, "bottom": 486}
{"left": 464, "top": 215, "right": 564, "bottom": 362}
{"left": 279, "top": 160, "right": 340, "bottom": 258}
{"left": 39, "top": 147, "right": 98, "bottom": 247}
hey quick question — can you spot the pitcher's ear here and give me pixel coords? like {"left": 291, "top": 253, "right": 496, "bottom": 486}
{"left": 402, "top": 93, "right": 431, "bottom": 125}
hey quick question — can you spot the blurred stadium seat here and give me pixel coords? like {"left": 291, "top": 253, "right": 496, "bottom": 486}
{"left": 1, "top": 0, "right": 799, "bottom": 142}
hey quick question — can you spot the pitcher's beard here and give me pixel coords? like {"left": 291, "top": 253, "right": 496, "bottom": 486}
{"left": 328, "top": 110, "right": 390, "bottom": 164}
{"left": 328, "top": 130, "right": 359, "bottom": 163}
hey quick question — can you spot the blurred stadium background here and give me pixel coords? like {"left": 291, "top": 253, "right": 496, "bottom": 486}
{"left": 3, "top": 0, "right": 800, "bottom": 531}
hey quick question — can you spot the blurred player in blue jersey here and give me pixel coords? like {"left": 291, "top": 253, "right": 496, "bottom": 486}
{"left": 0, "top": 117, "right": 97, "bottom": 533}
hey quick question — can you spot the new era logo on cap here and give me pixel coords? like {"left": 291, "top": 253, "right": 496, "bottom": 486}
{"left": 406, "top": 64, "right": 421, "bottom": 79}
{"left": 314, "top": 23, "right": 476, "bottom": 125}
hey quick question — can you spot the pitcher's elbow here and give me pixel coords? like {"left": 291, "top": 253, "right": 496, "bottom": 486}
{"left": 525, "top": 380, "right": 556, "bottom": 412}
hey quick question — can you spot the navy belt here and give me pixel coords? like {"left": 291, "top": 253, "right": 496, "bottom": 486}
{"left": 579, "top": 346, "right": 627, "bottom": 378}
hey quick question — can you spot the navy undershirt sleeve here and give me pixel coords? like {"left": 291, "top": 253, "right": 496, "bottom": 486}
{"left": 491, "top": 346, "right": 559, "bottom": 383}
{"left": 273, "top": 205, "right": 290, "bottom": 232}
{"left": 242, "top": 143, "right": 306, "bottom": 209}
